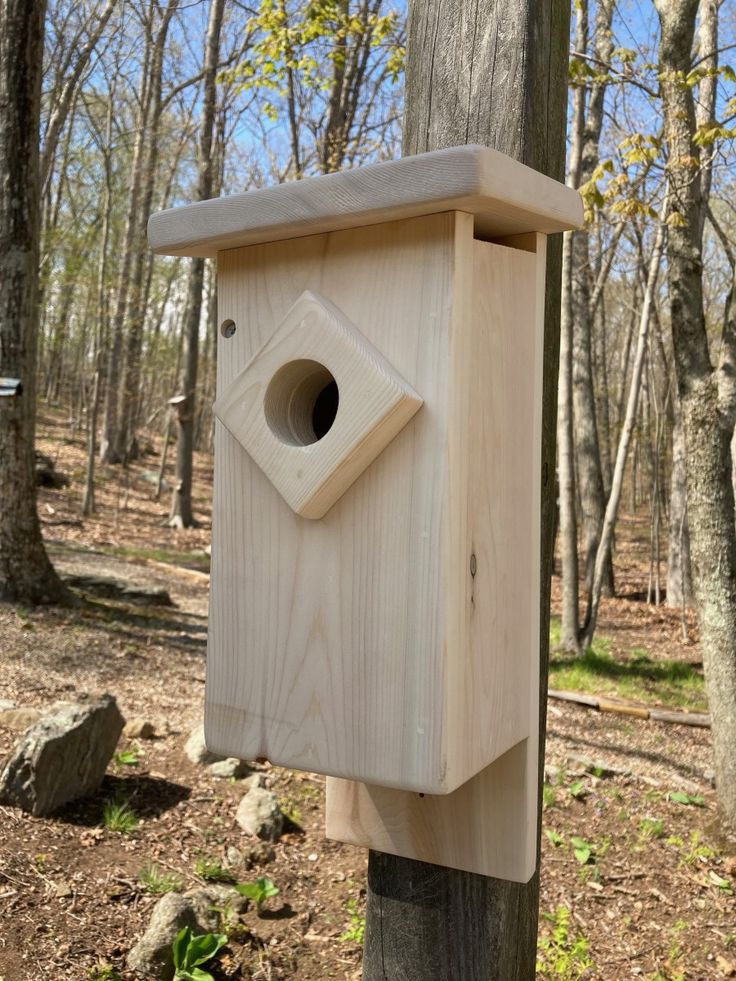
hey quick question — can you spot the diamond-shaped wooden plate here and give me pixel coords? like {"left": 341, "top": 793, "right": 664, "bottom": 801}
{"left": 213, "top": 290, "right": 423, "bottom": 519}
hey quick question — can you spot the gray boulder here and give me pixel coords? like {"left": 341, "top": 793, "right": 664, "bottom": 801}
{"left": 235, "top": 786, "right": 284, "bottom": 841}
{"left": 0, "top": 694, "right": 124, "bottom": 816}
{"left": 184, "top": 723, "right": 223, "bottom": 766}
{"left": 208, "top": 757, "right": 251, "bottom": 779}
{"left": 127, "top": 886, "right": 244, "bottom": 979}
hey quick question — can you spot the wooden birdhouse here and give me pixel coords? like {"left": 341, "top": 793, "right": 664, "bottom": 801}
{"left": 149, "top": 145, "right": 582, "bottom": 881}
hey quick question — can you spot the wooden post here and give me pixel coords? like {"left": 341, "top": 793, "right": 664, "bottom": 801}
{"left": 361, "top": 3, "right": 570, "bottom": 979}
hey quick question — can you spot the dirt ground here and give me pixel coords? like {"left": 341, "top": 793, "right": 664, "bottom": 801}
{"left": 0, "top": 413, "right": 733, "bottom": 980}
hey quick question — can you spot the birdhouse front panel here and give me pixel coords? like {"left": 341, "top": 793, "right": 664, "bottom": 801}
{"left": 204, "top": 211, "right": 539, "bottom": 794}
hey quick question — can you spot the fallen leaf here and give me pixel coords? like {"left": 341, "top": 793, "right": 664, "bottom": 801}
{"left": 717, "top": 954, "right": 736, "bottom": 977}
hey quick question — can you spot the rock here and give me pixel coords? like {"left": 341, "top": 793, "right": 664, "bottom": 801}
{"left": 63, "top": 574, "right": 173, "bottom": 607}
{"left": 235, "top": 786, "right": 284, "bottom": 841}
{"left": 225, "top": 845, "right": 244, "bottom": 869}
{"left": 244, "top": 772, "right": 267, "bottom": 791}
{"left": 127, "top": 887, "right": 230, "bottom": 980}
{"left": 124, "top": 719, "right": 156, "bottom": 740}
{"left": 207, "top": 757, "right": 251, "bottom": 779}
{"left": 246, "top": 842, "right": 276, "bottom": 867}
{"left": 0, "top": 694, "right": 124, "bottom": 816}
{"left": 184, "top": 724, "right": 224, "bottom": 766}
{"left": 0, "top": 707, "right": 42, "bottom": 731}
{"left": 0, "top": 699, "right": 15, "bottom": 712}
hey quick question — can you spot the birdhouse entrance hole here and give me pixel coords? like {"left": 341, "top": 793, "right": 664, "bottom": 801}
{"left": 264, "top": 359, "right": 339, "bottom": 446}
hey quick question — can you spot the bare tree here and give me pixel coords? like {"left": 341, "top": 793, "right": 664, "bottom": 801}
{"left": 571, "top": 0, "right": 616, "bottom": 599}
{"left": 0, "top": 0, "right": 65, "bottom": 604}
{"left": 168, "top": 0, "right": 226, "bottom": 528}
{"left": 655, "top": 0, "right": 736, "bottom": 832}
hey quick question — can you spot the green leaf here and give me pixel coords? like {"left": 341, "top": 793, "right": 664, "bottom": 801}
{"left": 235, "top": 882, "right": 259, "bottom": 899}
{"left": 669, "top": 791, "right": 705, "bottom": 807}
{"left": 189, "top": 969, "right": 216, "bottom": 981}
{"left": 186, "top": 933, "right": 227, "bottom": 967}
{"left": 570, "top": 836, "right": 594, "bottom": 865}
{"left": 708, "top": 871, "right": 733, "bottom": 893}
{"left": 172, "top": 927, "right": 191, "bottom": 971}
{"left": 545, "top": 829, "right": 564, "bottom": 847}
{"left": 569, "top": 779, "right": 587, "bottom": 799}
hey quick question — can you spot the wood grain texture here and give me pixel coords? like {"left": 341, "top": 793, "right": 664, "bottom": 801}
{"left": 327, "top": 740, "right": 536, "bottom": 882}
{"left": 205, "top": 212, "right": 539, "bottom": 794}
{"left": 325, "top": 234, "right": 546, "bottom": 881}
{"left": 148, "top": 144, "right": 582, "bottom": 258}
{"left": 212, "top": 289, "right": 422, "bottom": 519}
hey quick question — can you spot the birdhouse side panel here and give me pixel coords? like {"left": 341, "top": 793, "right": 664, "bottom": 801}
{"left": 444, "top": 236, "right": 544, "bottom": 785}
{"left": 205, "top": 213, "right": 463, "bottom": 792}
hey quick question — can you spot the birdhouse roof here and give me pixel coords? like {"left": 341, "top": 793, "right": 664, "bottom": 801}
{"left": 148, "top": 144, "right": 583, "bottom": 258}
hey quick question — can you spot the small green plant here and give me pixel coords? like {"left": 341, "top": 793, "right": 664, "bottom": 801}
{"left": 568, "top": 780, "right": 587, "bottom": 801}
{"left": 648, "top": 919, "right": 687, "bottom": 981}
{"left": 544, "top": 829, "right": 564, "bottom": 847}
{"left": 682, "top": 830, "right": 716, "bottom": 866}
{"left": 668, "top": 790, "right": 705, "bottom": 807}
{"left": 543, "top": 783, "right": 557, "bottom": 809}
{"left": 537, "top": 905, "right": 594, "bottom": 979}
{"left": 339, "top": 897, "right": 366, "bottom": 945}
{"left": 102, "top": 795, "right": 139, "bottom": 834}
{"left": 194, "top": 856, "right": 234, "bottom": 884}
{"left": 235, "top": 875, "right": 280, "bottom": 914}
{"left": 114, "top": 744, "right": 144, "bottom": 768}
{"left": 639, "top": 816, "right": 665, "bottom": 840}
{"left": 570, "top": 836, "right": 594, "bottom": 866}
{"left": 139, "top": 863, "right": 183, "bottom": 894}
{"left": 87, "top": 964, "right": 122, "bottom": 981}
{"left": 278, "top": 796, "right": 303, "bottom": 826}
{"left": 171, "top": 926, "right": 227, "bottom": 981}
{"left": 708, "top": 870, "right": 733, "bottom": 895}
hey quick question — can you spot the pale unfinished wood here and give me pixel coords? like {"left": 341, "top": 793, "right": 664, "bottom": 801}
{"left": 148, "top": 144, "right": 583, "bottom": 258}
{"left": 204, "top": 212, "right": 539, "bottom": 794}
{"left": 326, "top": 740, "right": 535, "bottom": 882}
{"left": 213, "top": 289, "right": 422, "bottom": 519}
{"left": 324, "top": 232, "right": 546, "bottom": 881}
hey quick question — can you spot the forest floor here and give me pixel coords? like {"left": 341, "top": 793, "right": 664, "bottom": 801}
{"left": 0, "top": 411, "right": 734, "bottom": 980}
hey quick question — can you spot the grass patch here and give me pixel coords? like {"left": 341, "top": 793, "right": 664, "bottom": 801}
{"left": 139, "top": 863, "right": 184, "bottom": 894}
{"left": 105, "top": 544, "right": 210, "bottom": 572}
{"left": 549, "top": 618, "right": 706, "bottom": 711}
{"left": 102, "top": 796, "right": 139, "bottom": 834}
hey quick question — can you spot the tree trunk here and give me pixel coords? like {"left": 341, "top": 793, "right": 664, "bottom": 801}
{"left": 571, "top": 0, "right": 615, "bottom": 599}
{"left": 0, "top": 0, "right": 65, "bottom": 605}
{"left": 580, "top": 212, "right": 667, "bottom": 652}
{"left": 665, "top": 407, "right": 693, "bottom": 607}
{"left": 115, "top": 0, "right": 178, "bottom": 463}
{"left": 362, "top": 3, "right": 570, "bottom": 978}
{"left": 169, "top": 0, "right": 225, "bottom": 528}
{"left": 655, "top": 0, "right": 736, "bottom": 832}
{"left": 100, "top": 27, "right": 154, "bottom": 464}
{"left": 558, "top": 235, "right": 581, "bottom": 653}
